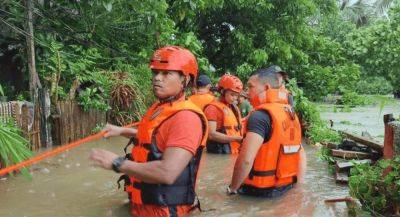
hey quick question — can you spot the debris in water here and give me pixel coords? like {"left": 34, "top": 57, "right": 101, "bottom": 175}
{"left": 28, "top": 189, "right": 35, "bottom": 194}
{"left": 75, "top": 163, "right": 81, "bottom": 167}
{"left": 42, "top": 168, "right": 50, "bottom": 174}
{"left": 0, "top": 177, "right": 7, "bottom": 181}
{"left": 65, "top": 164, "right": 71, "bottom": 169}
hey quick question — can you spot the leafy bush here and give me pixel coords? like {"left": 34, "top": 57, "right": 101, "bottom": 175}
{"left": 355, "top": 76, "right": 393, "bottom": 95}
{"left": 77, "top": 87, "right": 110, "bottom": 112}
{"left": 339, "top": 91, "right": 372, "bottom": 106}
{"left": 349, "top": 157, "right": 400, "bottom": 216}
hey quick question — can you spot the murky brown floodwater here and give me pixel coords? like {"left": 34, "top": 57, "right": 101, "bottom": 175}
{"left": 3, "top": 98, "right": 397, "bottom": 217}
{"left": 0, "top": 137, "right": 348, "bottom": 217}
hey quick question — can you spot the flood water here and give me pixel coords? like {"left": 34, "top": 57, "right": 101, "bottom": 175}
{"left": 1, "top": 98, "right": 398, "bottom": 217}
{"left": 319, "top": 98, "right": 400, "bottom": 142}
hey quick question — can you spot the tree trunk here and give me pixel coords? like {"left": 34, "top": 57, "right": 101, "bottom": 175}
{"left": 25, "top": 0, "right": 42, "bottom": 100}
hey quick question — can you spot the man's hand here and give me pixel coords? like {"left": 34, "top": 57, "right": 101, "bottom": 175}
{"left": 226, "top": 185, "right": 238, "bottom": 195}
{"left": 90, "top": 148, "right": 119, "bottom": 170}
{"left": 102, "top": 123, "right": 124, "bottom": 138}
{"left": 232, "top": 136, "right": 243, "bottom": 143}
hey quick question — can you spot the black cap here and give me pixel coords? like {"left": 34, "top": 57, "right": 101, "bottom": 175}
{"left": 196, "top": 74, "right": 212, "bottom": 87}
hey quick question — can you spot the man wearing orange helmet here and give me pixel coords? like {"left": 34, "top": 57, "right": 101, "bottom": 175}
{"left": 90, "top": 46, "right": 208, "bottom": 217}
{"left": 188, "top": 74, "right": 215, "bottom": 110}
{"left": 204, "top": 74, "right": 243, "bottom": 154}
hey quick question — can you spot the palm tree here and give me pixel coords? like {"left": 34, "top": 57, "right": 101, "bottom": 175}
{"left": 338, "top": 0, "right": 395, "bottom": 27}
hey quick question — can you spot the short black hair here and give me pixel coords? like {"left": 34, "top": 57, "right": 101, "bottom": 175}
{"left": 251, "top": 68, "right": 281, "bottom": 88}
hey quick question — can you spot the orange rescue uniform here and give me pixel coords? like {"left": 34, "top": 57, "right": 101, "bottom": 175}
{"left": 241, "top": 88, "right": 302, "bottom": 195}
{"left": 204, "top": 100, "right": 242, "bottom": 154}
{"left": 122, "top": 98, "right": 208, "bottom": 217}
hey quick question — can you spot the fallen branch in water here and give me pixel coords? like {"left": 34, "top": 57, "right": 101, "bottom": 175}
{"left": 325, "top": 197, "right": 355, "bottom": 203}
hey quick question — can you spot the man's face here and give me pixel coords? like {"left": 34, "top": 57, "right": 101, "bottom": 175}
{"left": 224, "top": 89, "right": 239, "bottom": 105}
{"left": 152, "top": 70, "right": 185, "bottom": 99}
{"left": 247, "top": 75, "right": 265, "bottom": 100}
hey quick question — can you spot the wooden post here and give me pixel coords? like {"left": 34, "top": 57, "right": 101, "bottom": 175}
{"left": 38, "top": 88, "right": 52, "bottom": 147}
{"left": 25, "top": 0, "right": 42, "bottom": 99}
{"left": 391, "top": 121, "right": 400, "bottom": 157}
{"left": 383, "top": 114, "right": 396, "bottom": 176}
{"left": 383, "top": 114, "right": 395, "bottom": 159}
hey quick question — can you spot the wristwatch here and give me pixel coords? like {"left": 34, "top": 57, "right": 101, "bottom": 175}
{"left": 111, "top": 156, "right": 126, "bottom": 173}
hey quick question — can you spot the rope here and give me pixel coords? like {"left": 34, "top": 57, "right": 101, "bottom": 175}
{"left": 0, "top": 122, "right": 138, "bottom": 176}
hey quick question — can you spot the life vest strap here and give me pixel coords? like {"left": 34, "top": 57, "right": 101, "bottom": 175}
{"left": 131, "top": 181, "right": 196, "bottom": 206}
{"left": 222, "top": 125, "right": 242, "bottom": 131}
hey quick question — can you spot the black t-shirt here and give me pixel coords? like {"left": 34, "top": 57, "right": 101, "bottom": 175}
{"left": 246, "top": 110, "right": 271, "bottom": 142}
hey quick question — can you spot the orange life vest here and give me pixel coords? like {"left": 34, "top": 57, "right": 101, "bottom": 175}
{"left": 242, "top": 89, "right": 302, "bottom": 190}
{"left": 188, "top": 92, "right": 215, "bottom": 110}
{"left": 205, "top": 100, "right": 242, "bottom": 154}
{"left": 123, "top": 100, "right": 208, "bottom": 206}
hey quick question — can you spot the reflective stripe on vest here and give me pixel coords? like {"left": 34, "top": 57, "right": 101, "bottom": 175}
{"left": 282, "top": 144, "right": 302, "bottom": 154}
{"left": 124, "top": 99, "right": 208, "bottom": 206}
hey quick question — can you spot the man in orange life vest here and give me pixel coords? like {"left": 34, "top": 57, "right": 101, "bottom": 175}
{"left": 227, "top": 66, "right": 302, "bottom": 197}
{"left": 204, "top": 74, "right": 243, "bottom": 154}
{"left": 188, "top": 74, "right": 215, "bottom": 110}
{"left": 90, "top": 45, "right": 208, "bottom": 217}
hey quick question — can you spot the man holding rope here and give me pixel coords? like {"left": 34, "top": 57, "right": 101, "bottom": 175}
{"left": 90, "top": 46, "right": 208, "bottom": 217}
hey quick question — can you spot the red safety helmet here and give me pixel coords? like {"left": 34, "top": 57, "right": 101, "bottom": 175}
{"left": 217, "top": 74, "right": 243, "bottom": 93}
{"left": 149, "top": 45, "right": 198, "bottom": 80}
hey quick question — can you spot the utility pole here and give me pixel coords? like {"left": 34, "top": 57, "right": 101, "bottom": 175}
{"left": 25, "top": 0, "right": 41, "bottom": 99}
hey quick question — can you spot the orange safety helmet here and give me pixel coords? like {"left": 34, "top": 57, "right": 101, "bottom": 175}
{"left": 217, "top": 74, "right": 243, "bottom": 93}
{"left": 149, "top": 45, "right": 198, "bottom": 80}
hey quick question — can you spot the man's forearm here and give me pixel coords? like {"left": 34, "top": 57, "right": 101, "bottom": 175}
{"left": 230, "top": 155, "right": 253, "bottom": 190}
{"left": 119, "top": 160, "right": 171, "bottom": 184}
{"left": 121, "top": 127, "right": 137, "bottom": 138}
{"left": 210, "top": 131, "right": 238, "bottom": 143}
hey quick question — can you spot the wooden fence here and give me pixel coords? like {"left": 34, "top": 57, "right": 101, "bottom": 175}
{"left": 52, "top": 100, "right": 107, "bottom": 146}
{"left": 0, "top": 101, "right": 41, "bottom": 151}
{"left": 0, "top": 100, "right": 107, "bottom": 148}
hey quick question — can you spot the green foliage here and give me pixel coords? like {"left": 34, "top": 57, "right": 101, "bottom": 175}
{"left": 344, "top": 2, "right": 400, "bottom": 95}
{"left": 339, "top": 91, "right": 372, "bottom": 106}
{"left": 91, "top": 123, "right": 105, "bottom": 134}
{"left": 349, "top": 157, "right": 400, "bottom": 216}
{"left": 179, "top": 0, "right": 360, "bottom": 101}
{"left": 0, "top": 120, "right": 33, "bottom": 179}
{"left": 288, "top": 79, "right": 341, "bottom": 144}
{"left": 355, "top": 76, "right": 393, "bottom": 95}
{"left": 77, "top": 87, "right": 110, "bottom": 112}
{"left": 0, "top": 84, "right": 4, "bottom": 97}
